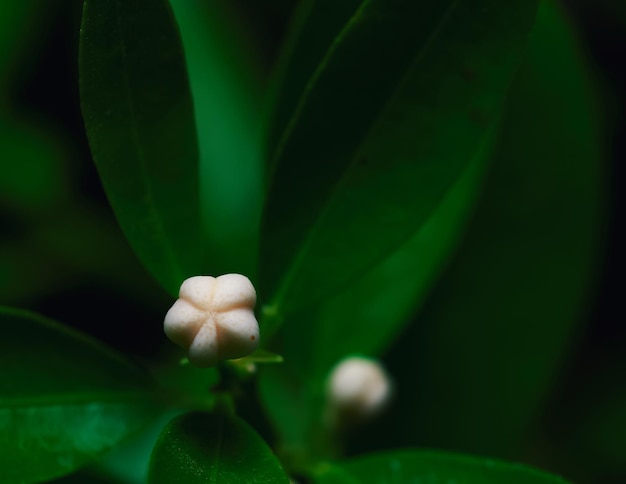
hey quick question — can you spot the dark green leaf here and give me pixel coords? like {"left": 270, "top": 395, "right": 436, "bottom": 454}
{"left": 544, "top": 357, "right": 626, "bottom": 480}
{"left": 373, "top": 0, "right": 606, "bottom": 457}
{"left": 258, "top": 365, "right": 319, "bottom": 470}
{"left": 79, "top": 0, "right": 201, "bottom": 296}
{"left": 281, "top": 129, "right": 495, "bottom": 383}
{"left": 265, "top": 0, "right": 362, "bottom": 156}
{"left": 331, "top": 450, "right": 570, "bottom": 483}
{"left": 0, "top": 307, "right": 162, "bottom": 483}
{"left": 0, "top": 118, "right": 69, "bottom": 216}
{"left": 260, "top": 0, "right": 539, "bottom": 323}
{"left": 260, "top": 134, "right": 496, "bottom": 454}
{"left": 148, "top": 412, "right": 289, "bottom": 483}
{"left": 170, "top": 0, "right": 265, "bottom": 277}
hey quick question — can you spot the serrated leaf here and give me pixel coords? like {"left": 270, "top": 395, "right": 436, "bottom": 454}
{"left": 326, "top": 450, "right": 570, "bottom": 484}
{"left": 0, "top": 307, "right": 162, "bottom": 484}
{"left": 260, "top": 0, "right": 540, "bottom": 327}
{"left": 79, "top": 0, "right": 202, "bottom": 296}
{"left": 148, "top": 412, "right": 289, "bottom": 483}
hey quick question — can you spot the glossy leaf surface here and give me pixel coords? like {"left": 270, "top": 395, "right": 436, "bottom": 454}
{"left": 79, "top": 0, "right": 201, "bottom": 296}
{"left": 329, "top": 450, "right": 569, "bottom": 483}
{"left": 0, "top": 307, "right": 161, "bottom": 483}
{"left": 149, "top": 412, "right": 289, "bottom": 483}
{"left": 170, "top": 0, "right": 264, "bottom": 277}
{"left": 373, "top": 0, "right": 606, "bottom": 457}
{"left": 260, "top": 0, "right": 539, "bottom": 322}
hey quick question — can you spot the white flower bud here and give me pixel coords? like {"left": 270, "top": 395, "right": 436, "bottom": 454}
{"left": 163, "top": 274, "right": 259, "bottom": 367}
{"left": 326, "top": 356, "right": 392, "bottom": 422}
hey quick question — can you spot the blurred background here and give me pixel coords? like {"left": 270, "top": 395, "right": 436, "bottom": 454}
{"left": 0, "top": 1, "right": 624, "bottom": 482}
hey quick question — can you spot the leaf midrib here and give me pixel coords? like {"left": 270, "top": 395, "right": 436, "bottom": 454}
{"left": 270, "top": 0, "right": 464, "bottom": 314}
{"left": 113, "top": 0, "right": 184, "bottom": 285}
{"left": 268, "top": 0, "right": 370, "bottom": 179}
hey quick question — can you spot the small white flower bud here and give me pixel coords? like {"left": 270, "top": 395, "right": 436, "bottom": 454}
{"left": 326, "top": 356, "right": 392, "bottom": 422}
{"left": 163, "top": 274, "right": 259, "bottom": 367}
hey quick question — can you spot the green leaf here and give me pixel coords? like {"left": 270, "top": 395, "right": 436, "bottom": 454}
{"left": 148, "top": 412, "right": 289, "bottom": 483}
{"left": 265, "top": 0, "right": 363, "bottom": 155}
{"left": 281, "top": 128, "right": 495, "bottom": 383}
{"left": 544, "top": 357, "right": 626, "bottom": 479}
{"left": 170, "top": 0, "right": 265, "bottom": 277}
{"left": 325, "top": 450, "right": 570, "bottom": 483}
{"left": 373, "top": 0, "right": 606, "bottom": 457}
{"left": 260, "top": 133, "right": 496, "bottom": 456}
{"left": 0, "top": 307, "right": 162, "bottom": 484}
{"left": 79, "top": 0, "right": 202, "bottom": 296}
{"left": 260, "top": 0, "right": 539, "bottom": 323}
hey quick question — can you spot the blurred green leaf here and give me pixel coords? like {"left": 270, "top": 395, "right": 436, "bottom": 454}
{"left": 79, "top": 0, "right": 202, "bottom": 296}
{"left": 260, "top": 0, "right": 539, "bottom": 326}
{"left": 319, "top": 450, "right": 569, "bottom": 484}
{"left": 374, "top": 0, "right": 606, "bottom": 457}
{"left": 170, "top": 0, "right": 265, "bottom": 277}
{"left": 265, "top": 0, "right": 362, "bottom": 155}
{"left": 0, "top": 307, "right": 162, "bottom": 483}
{"left": 258, "top": 365, "right": 319, "bottom": 471}
{"left": 281, "top": 130, "right": 495, "bottom": 383}
{"left": 0, "top": 117, "right": 69, "bottom": 216}
{"left": 148, "top": 412, "right": 289, "bottom": 483}
{"left": 259, "top": 133, "right": 496, "bottom": 460}
{"left": 543, "top": 357, "right": 626, "bottom": 480}
{"left": 0, "top": 1, "right": 49, "bottom": 99}
{"left": 0, "top": 203, "right": 163, "bottom": 308}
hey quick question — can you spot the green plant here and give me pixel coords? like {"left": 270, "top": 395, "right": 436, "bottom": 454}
{"left": 1, "top": 0, "right": 607, "bottom": 482}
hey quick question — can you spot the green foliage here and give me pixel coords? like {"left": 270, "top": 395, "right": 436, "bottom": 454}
{"left": 0, "top": 307, "right": 162, "bottom": 484}
{"left": 79, "top": 0, "right": 202, "bottom": 296}
{"left": 380, "top": 0, "right": 605, "bottom": 457}
{"left": 148, "top": 412, "right": 289, "bottom": 483}
{"left": 260, "top": 0, "right": 539, "bottom": 326}
{"left": 315, "top": 450, "right": 570, "bottom": 483}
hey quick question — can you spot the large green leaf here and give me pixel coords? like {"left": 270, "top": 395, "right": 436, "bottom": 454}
{"left": 0, "top": 307, "right": 162, "bottom": 483}
{"left": 170, "top": 0, "right": 265, "bottom": 277}
{"left": 260, "top": 0, "right": 539, "bottom": 324}
{"left": 280, "top": 129, "right": 495, "bottom": 382}
{"left": 79, "top": 0, "right": 201, "bottom": 296}
{"left": 259, "top": 134, "right": 496, "bottom": 460}
{"left": 148, "top": 412, "right": 289, "bottom": 483}
{"left": 320, "top": 450, "right": 569, "bottom": 483}
{"left": 371, "top": 0, "right": 606, "bottom": 457}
